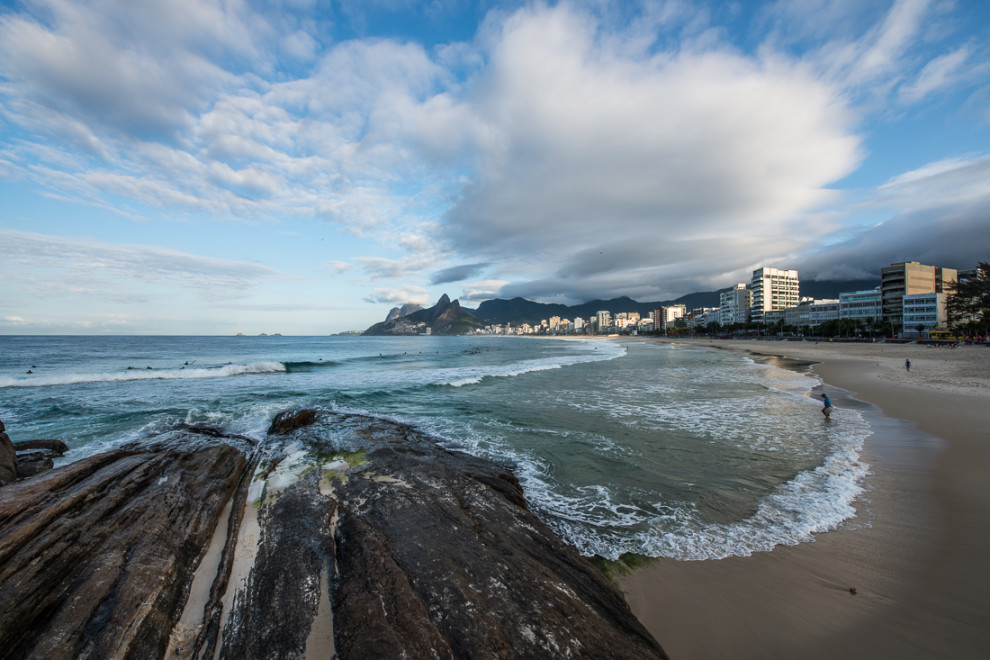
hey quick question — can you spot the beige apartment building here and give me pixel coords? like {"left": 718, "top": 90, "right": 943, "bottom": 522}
{"left": 880, "top": 261, "right": 957, "bottom": 328}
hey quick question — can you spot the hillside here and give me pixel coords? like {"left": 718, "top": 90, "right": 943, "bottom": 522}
{"left": 364, "top": 294, "right": 484, "bottom": 336}
{"left": 468, "top": 279, "right": 878, "bottom": 326}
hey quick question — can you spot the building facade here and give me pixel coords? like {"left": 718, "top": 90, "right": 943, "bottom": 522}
{"left": 902, "top": 292, "right": 947, "bottom": 338}
{"left": 750, "top": 267, "right": 800, "bottom": 323}
{"left": 719, "top": 283, "right": 751, "bottom": 326}
{"left": 659, "top": 305, "right": 686, "bottom": 332}
{"left": 839, "top": 287, "right": 882, "bottom": 322}
{"left": 881, "top": 261, "right": 957, "bottom": 329}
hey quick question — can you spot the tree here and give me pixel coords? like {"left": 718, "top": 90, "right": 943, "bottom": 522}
{"left": 946, "top": 262, "right": 990, "bottom": 337}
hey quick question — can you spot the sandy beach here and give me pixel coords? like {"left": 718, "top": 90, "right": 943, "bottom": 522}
{"left": 621, "top": 339, "right": 990, "bottom": 659}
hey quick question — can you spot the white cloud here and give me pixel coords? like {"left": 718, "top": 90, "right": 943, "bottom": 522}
{"left": 366, "top": 286, "right": 430, "bottom": 306}
{"left": 1, "top": 0, "right": 987, "bottom": 314}
{"left": 0, "top": 228, "right": 286, "bottom": 297}
{"left": 354, "top": 254, "right": 435, "bottom": 280}
{"left": 437, "top": 3, "right": 860, "bottom": 300}
{"left": 898, "top": 45, "right": 973, "bottom": 104}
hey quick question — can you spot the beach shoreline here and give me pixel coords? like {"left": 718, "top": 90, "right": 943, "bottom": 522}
{"left": 621, "top": 338, "right": 990, "bottom": 659}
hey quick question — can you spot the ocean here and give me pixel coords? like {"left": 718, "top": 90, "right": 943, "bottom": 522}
{"left": 0, "top": 335, "right": 871, "bottom": 561}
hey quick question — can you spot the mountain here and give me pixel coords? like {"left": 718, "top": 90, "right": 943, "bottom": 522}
{"left": 470, "top": 292, "right": 724, "bottom": 325}
{"left": 467, "top": 279, "right": 879, "bottom": 326}
{"left": 364, "top": 294, "right": 484, "bottom": 336}
{"left": 385, "top": 303, "right": 423, "bottom": 322}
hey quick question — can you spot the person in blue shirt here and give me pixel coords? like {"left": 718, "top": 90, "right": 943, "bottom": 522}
{"left": 821, "top": 393, "right": 833, "bottom": 418}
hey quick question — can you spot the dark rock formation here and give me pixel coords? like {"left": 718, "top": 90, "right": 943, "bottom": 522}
{"left": 326, "top": 415, "right": 665, "bottom": 659}
{"left": 12, "top": 439, "right": 71, "bottom": 479}
{"left": 0, "top": 412, "right": 667, "bottom": 659}
{"left": 12, "top": 439, "right": 70, "bottom": 454}
{"left": 0, "top": 428, "right": 250, "bottom": 658}
{"left": 1, "top": 421, "right": 73, "bottom": 485}
{"left": 364, "top": 294, "right": 483, "bottom": 336}
{"left": 0, "top": 420, "right": 15, "bottom": 486}
{"left": 14, "top": 453, "right": 54, "bottom": 479}
{"left": 267, "top": 408, "right": 317, "bottom": 435}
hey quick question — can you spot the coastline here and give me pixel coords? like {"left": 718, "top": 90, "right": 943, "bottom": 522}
{"left": 621, "top": 339, "right": 990, "bottom": 659}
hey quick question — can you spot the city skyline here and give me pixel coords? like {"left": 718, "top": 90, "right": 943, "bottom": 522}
{"left": 2, "top": 1, "right": 989, "bottom": 334}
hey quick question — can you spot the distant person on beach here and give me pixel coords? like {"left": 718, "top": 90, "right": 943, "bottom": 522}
{"left": 821, "top": 393, "right": 832, "bottom": 418}
{"left": 905, "top": 359, "right": 911, "bottom": 372}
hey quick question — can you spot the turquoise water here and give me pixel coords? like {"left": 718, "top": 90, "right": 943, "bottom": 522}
{"left": 0, "top": 335, "right": 870, "bottom": 560}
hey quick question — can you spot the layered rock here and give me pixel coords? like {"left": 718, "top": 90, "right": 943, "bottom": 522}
{"left": 0, "top": 420, "right": 15, "bottom": 486}
{"left": 0, "top": 428, "right": 252, "bottom": 658}
{"left": 0, "top": 412, "right": 667, "bottom": 659}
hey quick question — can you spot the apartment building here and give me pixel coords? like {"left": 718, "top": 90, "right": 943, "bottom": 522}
{"left": 719, "top": 283, "right": 751, "bottom": 326}
{"left": 902, "top": 292, "right": 947, "bottom": 337}
{"left": 809, "top": 299, "right": 840, "bottom": 326}
{"left": 880, "top": 261, "right": 957, "bottom": 328}
{"left": 659, "top": 305, "right": 686, "bottom": 332}
{"left": 750, "top": 267, "right": 800, "bottom": 323}
{"left": 839, "top": 287, "right": 882, "bottom": 322}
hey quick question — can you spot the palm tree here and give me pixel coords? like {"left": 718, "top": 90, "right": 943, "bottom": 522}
{"left": 864, "top": 316, "right": 876, "bottom": 340}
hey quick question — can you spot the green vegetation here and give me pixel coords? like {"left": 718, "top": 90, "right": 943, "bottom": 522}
{"left": 947, "top": 262, "right": 990, "bottom": 337}
{"left": 590, "top": 553, "right": 659, "bottom": 584}
{"left": 320, "top": 449, "right": 369, "bottom": 484}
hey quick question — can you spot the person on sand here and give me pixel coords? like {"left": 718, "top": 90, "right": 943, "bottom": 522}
{"left": 905, "top": 358, "right": 911, "bottom": 372}
{"left": 821, "top": 393, "right": 833, "bottom": 419}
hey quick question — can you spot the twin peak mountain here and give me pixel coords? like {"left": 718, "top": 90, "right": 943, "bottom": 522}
{"left": 363, "top": 294, "right": 483, "bottom": 336}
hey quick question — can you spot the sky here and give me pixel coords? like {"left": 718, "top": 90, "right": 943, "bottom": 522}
{"left": 1, "top": 0, "right": 989, "bottom": 335}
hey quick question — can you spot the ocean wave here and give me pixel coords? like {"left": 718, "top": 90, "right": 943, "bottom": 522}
{"left": 0, "top": 361, "right": 288, "bottom": 389}
{"left": 282, "top": 360, "right": 339, "bottom": 372}
{"left": 523, "top": 412, "right": 873, "bottom": 562}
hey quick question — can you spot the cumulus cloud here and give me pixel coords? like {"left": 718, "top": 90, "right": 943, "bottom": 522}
{"left": 1, "top": 0, "right": 987, "bottom": 312}
{"left": 438, "top": 3, "right": 860, "bottom": 301}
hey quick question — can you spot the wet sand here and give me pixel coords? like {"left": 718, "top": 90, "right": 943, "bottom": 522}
{"left": 621, "top": 339, "right": 990, "bottom": 659}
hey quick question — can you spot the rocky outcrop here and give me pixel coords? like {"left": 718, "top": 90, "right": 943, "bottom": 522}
{"left": 0, "top": 420, "right": 15, "bottom": 486}
{"left": 0, "top": 412, "right": 667, "bottom": 659}
{"left": 0, "top": 427, "right": 252, "bottom": 658}
{"left": 267, "top": 408, "right": 317, "bottom": 435}
{"left": 0, "top": 420, "right": 72, "bottom": 485}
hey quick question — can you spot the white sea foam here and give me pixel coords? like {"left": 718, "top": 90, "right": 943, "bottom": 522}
{"left": 0, "top": 361, "right": 287, "bottom": 389}
{"left": 412, "top": 343, "right": 874, "bottom": 562}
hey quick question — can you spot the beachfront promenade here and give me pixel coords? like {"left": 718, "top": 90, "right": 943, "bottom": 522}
{"left": 623, "top": 339, "right": 990, "bottom": 659}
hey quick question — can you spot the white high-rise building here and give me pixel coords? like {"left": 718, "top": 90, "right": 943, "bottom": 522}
{"left": 750, "top": 267, "right": 800, "bottom": 323}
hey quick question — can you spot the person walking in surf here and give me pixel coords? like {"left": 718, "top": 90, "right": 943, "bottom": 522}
{"left": 821, "top": 393, "right": 833, "bottom": 419}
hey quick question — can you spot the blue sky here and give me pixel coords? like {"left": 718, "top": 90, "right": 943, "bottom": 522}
{"left": 1, "top": 0, "right": 988, "bottom": 335}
